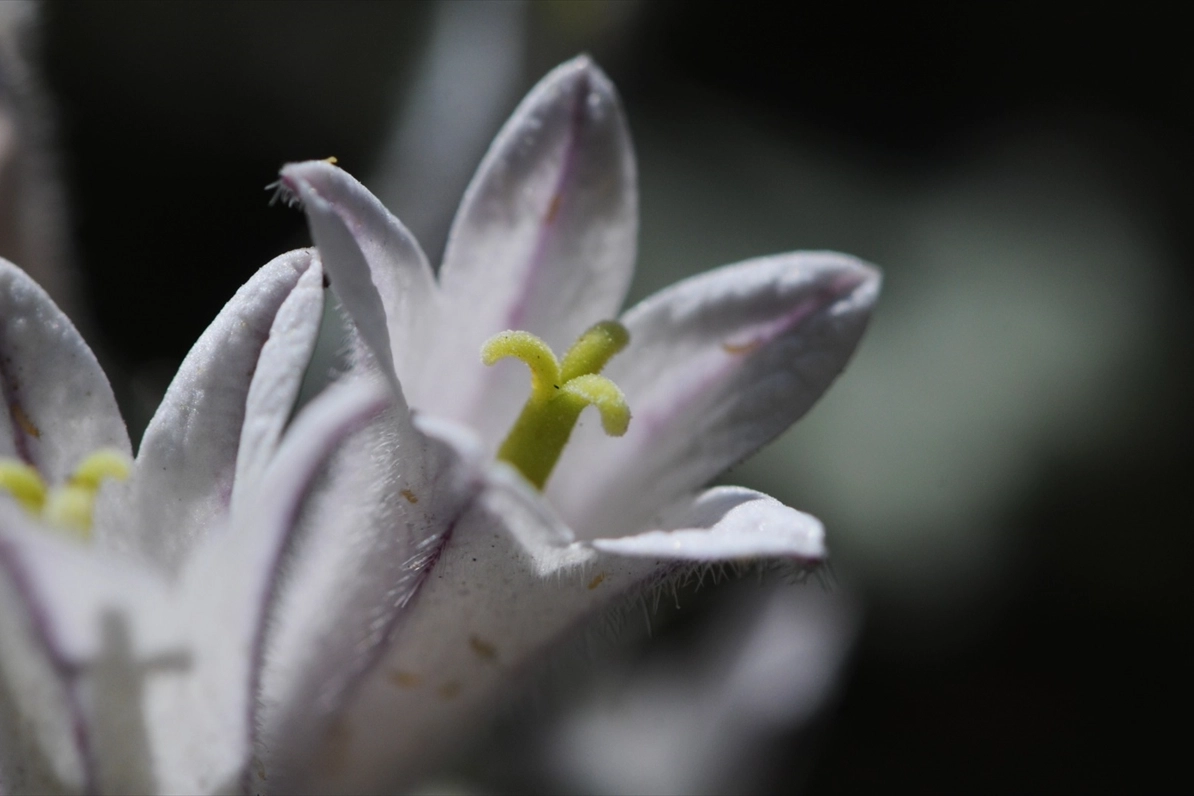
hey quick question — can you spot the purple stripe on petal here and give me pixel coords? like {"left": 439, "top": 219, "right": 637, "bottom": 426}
{"left": 250, "top": 413, "right": 484, "bottom": 793}
{"left": 0, "top": 356, "right": 35, "bottom": 468}
{"left": 502, "top": 69, "right": 590, "bottom": 333}
{"left": 242, "top": 384, "right": 392, "bottom": 726}
{"left": 0, "top": 533, "right": 97, "bottom": 793}
{"left": 549, "top": 253, "right": 879, "bottom": 539}
{"left": 433, "top": 57, "right": 637, "bottom": 445}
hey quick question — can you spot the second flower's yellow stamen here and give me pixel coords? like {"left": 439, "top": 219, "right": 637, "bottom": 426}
{"left": 482, "top": 321, "right": 631, "bottom": 489}
{"left": 0, "top": 461, "right": 47, "bottom": 513}
{"left": 0, "top": 448, "right": 131, "bottom": 540}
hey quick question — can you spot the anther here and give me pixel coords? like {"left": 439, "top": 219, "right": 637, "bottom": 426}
{"left": 0, "top": 461, "right": 47, "bottom": 513}
{"left": 0, "top": 448, "right": 131, "bottom": 539}
{"left": 482, "top": 321, "right": 631, "bottom": 489}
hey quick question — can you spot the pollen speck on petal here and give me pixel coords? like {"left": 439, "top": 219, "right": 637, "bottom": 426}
{"left": 388, "top": 670, "right": 421, "bottom": 689}
{"left": 468, "top": 635, "right": 498, "bottom": 662}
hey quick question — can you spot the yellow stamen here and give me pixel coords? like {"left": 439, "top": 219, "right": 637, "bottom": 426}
{"left": 70, "top": 449, "right": 132, "bottom": 490}
{"left": 482, "top": 321, "right": 631, "bottom": 489}
{"left": 0, "top": 461, "right": 47, "bottom": 513}
{"left": 43, "top": 485, "right": 94, "bottom": 536}
{"left": 0, "top": 447, "right": 131, "bottom": 540}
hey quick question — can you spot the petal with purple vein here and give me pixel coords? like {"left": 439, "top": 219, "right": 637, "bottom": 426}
{"left": 279, "top": 161, "right": 439, "bottom": 403}
{"left": 434, "top": 56, "right": 638, "bottom": 446}
{"left": 548, "top": 252, "right": 879, "bottom": 539}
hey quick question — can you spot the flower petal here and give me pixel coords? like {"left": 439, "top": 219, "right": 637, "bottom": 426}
{"left": 0, "top": 516, "right": 90, "bottom": 794}
{"left": 279, "top": 160, "right": 439, "bottom": 403}
{"left": 231, "top": 255, "right": 325, "bottom": 511}
{"left": 179, "top": 377, "right": 393, "bottom": 795}
{"left": 0, "top": 505, "right": 190, "bottom": 794}
{"left": 549, "top": 252, "right": 880, "bottom": 538}
{"left": 277, "top": 468, "right": 661, "bottom": 792}
{"left": 120, "top": 249, "right": 319, "bottom": 572}
{"left": 0, "top": 258, "right": 130, "bottom": 484}
{"left": 253, "top": 411, "right": 484, "bottom": 793}
{"left": 294, "top": 480, "right": 821, "bottom": 790}
{"left": 434, "top": 55, "right": 638, "bottom": 446}
{"left": 589, "top": 486, "right": 824, "bottom": 561}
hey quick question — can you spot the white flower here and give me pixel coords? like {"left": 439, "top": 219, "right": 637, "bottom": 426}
{"left": 268, "top": 56, "right": 880, "bottom": 791}
{"left": 0, "top": 251, "right": 389, "bottom": 793}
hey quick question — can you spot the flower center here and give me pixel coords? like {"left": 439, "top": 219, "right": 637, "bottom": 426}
{"left": 482, "top": 320, "right": 631, "bottom": 489}
{"left": 0, "top": 449, "right": 131, "bottom": 539}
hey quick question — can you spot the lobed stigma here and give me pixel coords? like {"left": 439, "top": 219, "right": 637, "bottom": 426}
{"left": 482, "top": 320, "right": 631, "bottom": 489}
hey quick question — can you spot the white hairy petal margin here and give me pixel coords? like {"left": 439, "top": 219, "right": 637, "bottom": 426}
{"left": 121, "top": 249, "right": 323, "bottom": 572}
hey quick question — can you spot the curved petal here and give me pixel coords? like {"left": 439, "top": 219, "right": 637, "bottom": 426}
{"left": 119, "top": 249, "right": 319, "bottom": 572}
{"left": 279, "top": 161, "right": 439, "bottom": 403}
{"left": 294, "top": 480, "right": 822, "bottom": 791}
{"left": 548, "top": 252, "right": 880, "bottom": 539}
{"left": 0, "top": 258, "right": 129, "bottom": 484}
{"left": 253, "top": 412, "right": 484, "bottom": 793}
{"left": 280, "top": 165, "right": 405, "bottom": 402}
{"left": 232, "top": 255, "right": 325, "bottom": 512}
{"left": 434, "top": 55, "right": 638, "bottom": 446}
{"left": 589, "top": 486, "right": 824, "bottom": 562}
{"left": 275, "top": 471, "right": 652, "bottom": 792}
{"left": 176, "top": 377, "right": 393, "bottom": 795}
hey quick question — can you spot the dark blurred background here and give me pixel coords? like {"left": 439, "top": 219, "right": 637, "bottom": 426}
{"left": 2, "top": 1, "right": 1189, "bottom": 792}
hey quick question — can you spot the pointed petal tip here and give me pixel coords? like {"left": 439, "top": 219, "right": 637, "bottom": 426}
{"left": 532, "top": 55, "right": 620, "bottom": 119}
{"left": 279, "top": 157, "right": 338, "bottom": 181}
{"left": 553, "top": 53, "right": 608, "bottom": 86}
{"left": 277, "top": 159, "right": 344, "bottom": 205}
{"left": 278, "top": 160, "right": 383, "bottom": 218}
{"left": 805, "top": 250, "right": 882, "bottom": 292}
{"left": 783, "top": 251, "right": 882, "bottom": 322}
{"left": 834, "top": 254, "right": 882, "bottom": 315}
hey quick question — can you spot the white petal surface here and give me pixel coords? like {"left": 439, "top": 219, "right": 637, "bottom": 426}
{"left": 122, "top": 249, "right": 318, "bottom": 573}
{"left": 0, "top": 514, "right": 89, "bottom": 794}
{"left": 434, "top": 55, "right": 638, "bottom": 446}
{"left": 174, "top": 377, "right": 392, "bottom": 796}
{"left": 0, "top": 506, "right": 189, "bottom": 794}
{"left": 0, "top": 259, "right": 130, "bottom": 484}
{"left": 590, "top": 486, "right": 825, "bottom": 561}
{"left": 232, "top": 255, "right": 325, "bottom": 511}
{"left": 254, "top": 411, "right": 484, "bottom": 793}
{"left": 279, "top": 161, "right": 439, "bottom": 403}
{"left": 549, "top": 252, "right": 879, "bottom": 538}
{"left": 282, "top": 167, "right": 405, "bottom": 402}
{"left": 287, "top": 467, "right": 672, "bottom": 793}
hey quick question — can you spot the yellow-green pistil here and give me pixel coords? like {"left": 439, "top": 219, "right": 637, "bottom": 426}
{"left": 482, "top": 320, "right": 631, "bottom": 489}
{"left": 0, "top": 448, "right": 130, "bottom": 539}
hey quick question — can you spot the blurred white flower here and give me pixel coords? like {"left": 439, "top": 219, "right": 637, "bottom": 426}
{"left": 0, "top": 252, "right": 390, "bottom": 793}
{"left": 542, "top": 585, "right": 861, "bottom": 796}
{"left": 265, "top": 56, "right": 879, "bottom": 791}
